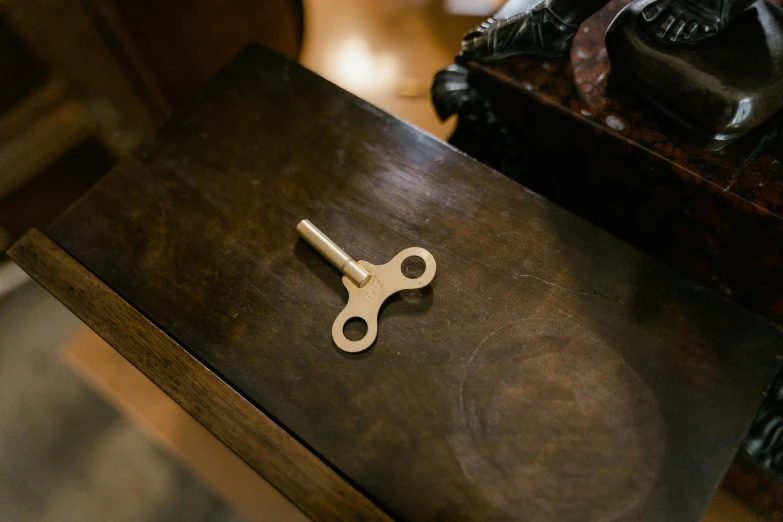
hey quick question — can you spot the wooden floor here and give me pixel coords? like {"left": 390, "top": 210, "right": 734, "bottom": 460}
{"left": 0, "top": 283, "right": 243, "bottom": 522}
{"left": 299, "top": 0, "right": 490, "bottom": 139}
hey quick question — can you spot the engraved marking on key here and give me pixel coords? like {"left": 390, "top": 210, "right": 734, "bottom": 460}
{"left": 296, "top": 219, "right": 436, "bottom": 353}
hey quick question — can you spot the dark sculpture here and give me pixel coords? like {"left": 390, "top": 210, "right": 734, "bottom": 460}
{"left": 743, "top": 372, "right": 783, "bottom": 481}
{"left": 462, "top": 0, "right": 758, "bottom": 58}
{"left": 459, "top": 0, "right": 783, "bottom": 147}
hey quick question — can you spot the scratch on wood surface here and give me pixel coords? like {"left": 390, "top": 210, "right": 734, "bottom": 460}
{"left": 514, "top": 273, "right": 621, "bottom": 303}
{"left": 458, "top": 320, "right": 519, "bottom": 416}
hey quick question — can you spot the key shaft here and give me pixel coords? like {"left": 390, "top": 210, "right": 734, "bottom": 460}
{"left": 296, "top": 219, "right": 371, "bottom": 287}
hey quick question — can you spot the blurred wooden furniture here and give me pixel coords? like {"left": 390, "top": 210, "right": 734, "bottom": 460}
{"left": 0, "top": 14, "right": 113, "bottom": 251}
{"left": 9, "top": 45, "right": 783, "bottom": 521}
{"left": 0, "top": 0, "right": 302, "bottom": 252}
{"left": 96, "top": 0, "right": 302, "bottom": 107}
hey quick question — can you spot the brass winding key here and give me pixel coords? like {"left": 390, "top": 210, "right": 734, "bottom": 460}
{"left": 296, "top": 219, "right": 436, "bottom": 353}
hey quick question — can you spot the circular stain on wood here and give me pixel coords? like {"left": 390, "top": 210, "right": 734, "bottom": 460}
{"left": 452, "top": 319, "right": 665, "bottom": 521}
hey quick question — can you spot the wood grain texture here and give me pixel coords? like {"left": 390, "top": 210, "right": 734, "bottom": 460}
{"left": 62, "top": 327, "right": 309, "bottom": 522}
{"left": 26, "top": 45, "right": 783, "bottom": 521}
{"left": 8, "top": 229, "right": 390, "bottom": 522}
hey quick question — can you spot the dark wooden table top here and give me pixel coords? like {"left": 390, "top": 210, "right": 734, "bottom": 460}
{"left": 10, "top": 45, "right": 783, "bottom": 521}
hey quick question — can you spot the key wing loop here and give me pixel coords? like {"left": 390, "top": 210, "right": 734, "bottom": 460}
{"left": 331, "top": 247, "right": 437, "bottom": 353}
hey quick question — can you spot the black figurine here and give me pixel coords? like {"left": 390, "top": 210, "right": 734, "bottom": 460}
{"left": 462, "top": 0, "right": 758, "bottom": 58}
{"left": 459, "top": 0, "right": 783, "bottom": 147}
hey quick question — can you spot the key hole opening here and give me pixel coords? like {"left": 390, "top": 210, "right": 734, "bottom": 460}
{"left": 401, "top": 255, "right": 426, "bottom": 279}
{"left": 343, "top": 317, "right": 368, "bottom": 341}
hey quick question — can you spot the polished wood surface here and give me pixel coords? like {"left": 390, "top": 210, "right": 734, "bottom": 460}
{"left": 8, "top": 230, "right": 388, "bottom": 522}
{"left": 12, "top": 46, "right": 783, "bottom": 521}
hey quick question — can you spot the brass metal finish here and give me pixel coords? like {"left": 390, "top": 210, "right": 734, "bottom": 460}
{"left": 296, "top": 220, "right": 436, "bottom": 353}
{"left": 332, "top": 247, "right": 436, "bottom": 353}
{"left": 296, "top": 219, "right": 371, "bottom": 287}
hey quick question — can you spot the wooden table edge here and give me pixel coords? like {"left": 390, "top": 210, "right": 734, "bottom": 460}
{"left": 8, "top": 229, "right": 391, "bottom": 522}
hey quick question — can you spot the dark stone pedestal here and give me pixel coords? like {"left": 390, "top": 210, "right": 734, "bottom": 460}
{"left": 434, "top": 0, "right": 783, "bottom": 510}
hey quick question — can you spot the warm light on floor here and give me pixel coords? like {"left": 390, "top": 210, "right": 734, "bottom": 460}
{"left": 300, "top": 0, "right": 483, "bottom": 139}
